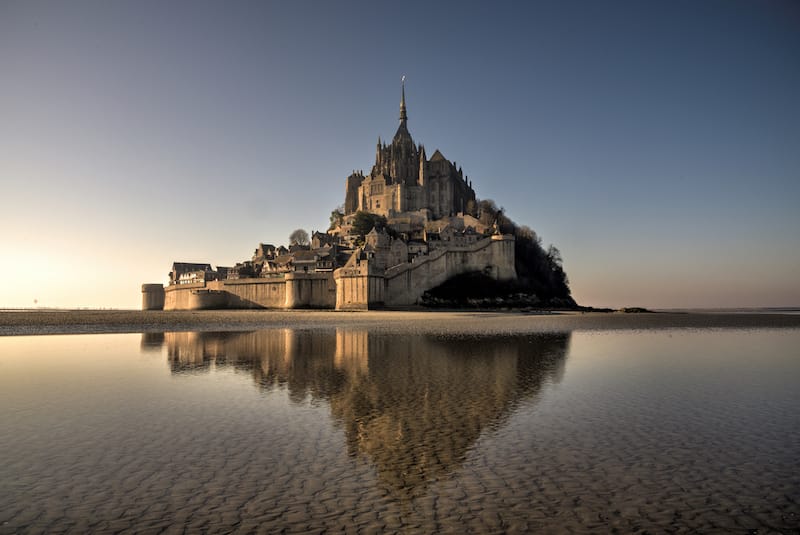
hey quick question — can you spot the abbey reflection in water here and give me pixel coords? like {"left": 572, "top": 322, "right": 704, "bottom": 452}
{"left": 145, "top": 329, "right": 570, "bottom": 492}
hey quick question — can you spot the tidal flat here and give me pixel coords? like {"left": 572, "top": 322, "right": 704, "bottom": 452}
{"left": 1, "top": 311, "right": 799, "bottom": 533}
{"left": 2, "top": 308, "right": 800, "bottom": 336}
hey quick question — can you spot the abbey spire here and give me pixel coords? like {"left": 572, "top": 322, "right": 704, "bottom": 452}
{"left": 392, "top": 76, "right": 414, "bottom": 148}
{"left": 399, "top": 75, "right": 408, "bottom": 127}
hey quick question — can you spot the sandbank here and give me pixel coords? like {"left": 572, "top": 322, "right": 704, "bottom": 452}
{"left": 1, "top": 309, "right": 799, "bottom": 336}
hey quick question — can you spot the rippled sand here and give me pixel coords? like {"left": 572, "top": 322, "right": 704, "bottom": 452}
{"left": 1, "top": 322, "right": 799, "bottom": 533}
{"left": 2, "top": 309, "right": 800, "bottom": 336}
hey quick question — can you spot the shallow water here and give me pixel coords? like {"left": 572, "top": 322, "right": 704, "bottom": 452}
{"left": 1, "top": 328, "right": 798, "bottom": 533}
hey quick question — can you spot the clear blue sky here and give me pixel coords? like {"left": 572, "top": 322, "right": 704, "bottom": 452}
{"left": 1, "top": 0, "right": 798, "bottom": 309}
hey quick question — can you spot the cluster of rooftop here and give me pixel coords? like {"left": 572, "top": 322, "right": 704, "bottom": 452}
{"left": 143, "top": 83, "right": 516, "bottom": 311}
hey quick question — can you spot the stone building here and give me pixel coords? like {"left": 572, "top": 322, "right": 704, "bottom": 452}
{"left": 344, "top": 81, "right": 476, "bottom": 220}
{"left": 146, "top": 83, "right": 517, "bottom": 311}
{"left": 169, "top": 262, "right": 213, "bottom": 285}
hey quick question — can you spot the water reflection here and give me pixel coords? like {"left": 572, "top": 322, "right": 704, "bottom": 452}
{"left": 151, "top": 328, "right": 570, "bottom": 493}
{"left": 139, "top": 331, "right": 165, "bottom": 352}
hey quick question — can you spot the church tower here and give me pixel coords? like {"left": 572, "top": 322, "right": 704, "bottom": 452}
{"left": 374, "top": 77, "right": 418, "bottom": 187}
{"left": 344, "top": 78, "right": 476, "bottom": 219}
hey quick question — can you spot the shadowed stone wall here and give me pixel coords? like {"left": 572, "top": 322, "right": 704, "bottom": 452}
{"left": 334, "top": 235, "right": 515, "bottom": 310}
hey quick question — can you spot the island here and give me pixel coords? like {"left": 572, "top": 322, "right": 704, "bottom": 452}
{"left": 142, "top": 82, "right": 575, "bottom": 311}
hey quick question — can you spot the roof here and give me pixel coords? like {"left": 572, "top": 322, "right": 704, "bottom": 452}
{"left": 272, "top": 255, "right": 293, "bottom": 265}
{"left": 171, "top": 262, "right": 212, "bottom": 273}
{"left": 292, "top": 251, "right": 318, "bottom": 261}
{"left": 430, "top": 149, "right": 447, "bottom": 162}
{"left": 392, "top": 122, "right": 413, "bottom": 147}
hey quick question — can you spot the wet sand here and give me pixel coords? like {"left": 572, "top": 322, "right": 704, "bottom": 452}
{"left": 1, "top": 308, "right": 800, "bottom": 336}
{"left": 1, "top": 327, "right": 798, "bottom": 533}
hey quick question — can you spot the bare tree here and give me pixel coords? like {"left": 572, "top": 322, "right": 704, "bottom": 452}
{"left": 289, "top": 229, "right": 309, "bottom": 247}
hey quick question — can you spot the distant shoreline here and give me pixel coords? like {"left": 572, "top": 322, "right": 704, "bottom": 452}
{"left": 2, "top": 309, "right": 800, "bottom": 337}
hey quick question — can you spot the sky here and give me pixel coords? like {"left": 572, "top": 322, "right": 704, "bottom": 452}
{"left": 1, "top": 0, "right": 798, "bottom": 309}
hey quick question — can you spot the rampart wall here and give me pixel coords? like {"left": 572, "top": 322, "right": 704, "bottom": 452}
{"left": 162, "top": 273, "right": 336, "bottom": 311}
{"left": 214, "top": 278, "right": 288, "bottom": 309}
{"left": 284, "top": 272, "right": 337, "bottom": 309}
{"left": 384, "top": 235, "right": 516, "bottom": 306}
{"left": 333, "top": 235, "right": 516, "bottom": 310}
{"left": 164, "top": 283, "right": 207, "bottom": 310}
{"left": 156, "top": 237, "right": 514, "bottom": 311}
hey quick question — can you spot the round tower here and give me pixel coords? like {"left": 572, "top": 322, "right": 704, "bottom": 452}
{"left": 141, "top": 284, "right": 165, "bottom": 310}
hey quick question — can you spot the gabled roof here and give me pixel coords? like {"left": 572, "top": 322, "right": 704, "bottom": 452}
{"left": 429, "top": 149, "right": 447, "bottom": 162}
{"left": 272, "top": 255, "right": 293, "bottom": 265}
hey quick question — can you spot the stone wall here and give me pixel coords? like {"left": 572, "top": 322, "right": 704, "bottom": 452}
{"left": 333, "top": 235, "right": 516, "bottom": 310}
{"left": 285, "top": 272, "right": 337, "bottom": 309}
{"left": 384, "top": 235, "right": 516, "bottom": 306}
{"left": 164, "top": 283, "right": 206, "bottom": 310}
{"left": 158, "top": 237, "right": 514, "bottom": 311}
{"left": 335, "top": 273, "right": 386, "bottom": 310}
{"left": 216, "top": 278, "right": 288, "bottom": 309}
{"left": 162, "top": 273, "right": 336, "bottom": 310}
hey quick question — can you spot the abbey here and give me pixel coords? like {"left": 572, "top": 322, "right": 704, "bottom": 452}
{"left": 143, "top": 83, "right": 516, "bottom": 311}
{"left": 345, "top": 81, "right": 476, "bottom": 220}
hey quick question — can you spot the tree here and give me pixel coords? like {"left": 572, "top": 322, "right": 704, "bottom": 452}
{"left": 476, "top": 198, "right": 574, "bottom": 303}
{"left": 478, "top": 199, "right": 499, "bottom": 227}
{"left": 351, "top": 211, "right": 388, "bottom": 240}
{"left": 328, "top": 205, "right": 344, "bottom": 231}
{"left": 546, "top": 245, "right": 563, "bottom": 269}
{"left": 465, "top": 199, "right": 477, "bottom": 217}
{"left": 289, "top": 229, "right": 309, "bottom": 247}
{"left": 516, "top": 225, "right": 539, "bottom": 244}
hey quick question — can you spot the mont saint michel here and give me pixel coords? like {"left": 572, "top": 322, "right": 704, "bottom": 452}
{"left": 4, "top": 3, "right": 799, "bottom": 533}
{"left": 143, "top": 83, "right": 574, "bottom": 311}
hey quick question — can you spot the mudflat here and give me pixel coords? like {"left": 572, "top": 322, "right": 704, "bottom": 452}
{"left": 2, "top": 309, "right": 799, "bottom": 336}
